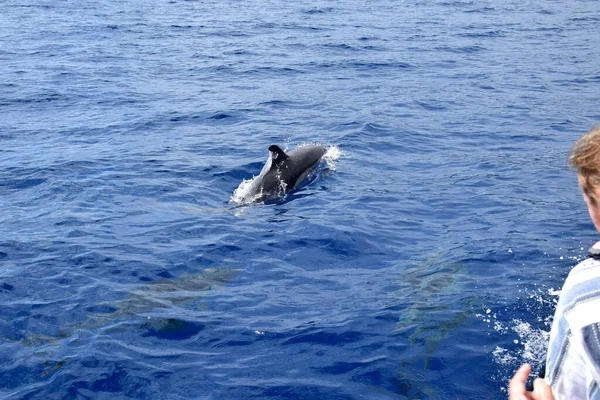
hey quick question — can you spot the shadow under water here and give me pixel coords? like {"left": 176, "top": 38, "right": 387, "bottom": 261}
{"left": 391, "top": 250, "right": 480, "bottom": 398}
{"left": 14, "top": 266, "right": 240, "bottom": 347}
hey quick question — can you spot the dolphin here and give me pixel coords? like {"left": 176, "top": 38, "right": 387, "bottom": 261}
{"left": 239, "top": 144, "right": 327, "bottom": 203}
{"left": 13, "top": 267, "right": 240, "bottom": 347}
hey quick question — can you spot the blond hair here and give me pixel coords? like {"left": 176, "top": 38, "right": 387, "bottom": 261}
{"left": 569, "top": 125, "right": 600, "bottom": 204}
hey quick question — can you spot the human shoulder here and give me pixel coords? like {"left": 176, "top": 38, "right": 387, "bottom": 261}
{"left": 561, "top": 242, "right": 600, "bottom": 292}
{"left": 557, "top": 243, "right": 600, "bottom": 330}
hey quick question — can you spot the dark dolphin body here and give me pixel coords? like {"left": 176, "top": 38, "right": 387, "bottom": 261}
{"left": 243, "top": 144, "right": 327, "bottom": 203}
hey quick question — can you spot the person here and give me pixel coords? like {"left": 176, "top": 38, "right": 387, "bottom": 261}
{"left": 509, "top": 125, "right": 600, "bottom": 400}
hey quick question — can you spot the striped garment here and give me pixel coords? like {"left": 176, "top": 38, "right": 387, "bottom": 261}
{"left": 545, "top": 244, "right": 600, "bottom": 399}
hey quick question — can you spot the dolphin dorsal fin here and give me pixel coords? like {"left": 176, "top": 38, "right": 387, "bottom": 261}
{"left": 268, "top": 145, "right": 289, "bottom": 166}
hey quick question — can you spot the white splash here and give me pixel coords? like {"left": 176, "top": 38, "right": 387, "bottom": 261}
{"left": 478, "top": 308, "right": 551, "bottom": 368}
{"left": 323, "top": 145, "right": 342, "bottom": 170}
{"left": 492, "top": 346, "right": 517, "bottom": 364}
{"left": 229, "top": 155, "right": 272, "bottom": 206}
{"left": 511, "top": 320, "right": 551, "bottom": 364}
{"left": 478, "top": 303, "right": 552, "bottom": 391}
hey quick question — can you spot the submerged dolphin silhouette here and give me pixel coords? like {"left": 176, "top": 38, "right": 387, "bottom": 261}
{"left": 242, "top": 144, "right": 327, "bottom": 203}
{"left": 14, "top": 267, "right": 240, "bottom": 347}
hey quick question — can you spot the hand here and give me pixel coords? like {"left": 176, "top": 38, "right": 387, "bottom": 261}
{"left": 509, "top": 364, "right": 554, "bottom": 400}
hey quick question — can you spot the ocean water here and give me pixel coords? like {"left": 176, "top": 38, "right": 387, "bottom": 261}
{"left": 1, "top": 0, "right": 600, "bottom": 398}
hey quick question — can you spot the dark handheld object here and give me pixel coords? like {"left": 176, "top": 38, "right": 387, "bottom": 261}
{"left": 526, "top": 364, "right": 546, "bottom": 391}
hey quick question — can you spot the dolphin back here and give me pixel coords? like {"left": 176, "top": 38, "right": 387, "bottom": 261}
{"left": 283, "top": 144, "right": 327, "bottom": 189}
{"left": 235, "top": 144, "right": 327, "bottom": 204}
{"left": 286, "top": 145, "right": 326, "bottom": 169}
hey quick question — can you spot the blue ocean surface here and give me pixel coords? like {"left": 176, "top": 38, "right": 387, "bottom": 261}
{"left": 2, "top": 0, "right": 600, "bottom": 398}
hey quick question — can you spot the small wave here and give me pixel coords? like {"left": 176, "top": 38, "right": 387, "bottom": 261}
{"left": 435, "top": 45, "right": 485, "bottom": 54}
{"left": 350, "top": 61, "right": 412, "bottom": 70}
{"left": 170, "top": 24, "right": 194, "bottom": 30}
{"left": 415, "top": 100, "right": 447, "bottom": 111}
{"left": 0, "top": 178, "right": 46, "bottom": 190}
{"left": 303, "top": 7, "right": 335, "bottom": 15}
{"left": 321, "top": 43, "right": 360, "bottom": 52}
{"left": 1, "top": 93, "right": 66, "bottom": 106}
{"left": 570, "top": 16, "right": 600, "bottom": 22}
{"left": 458, "top": 30, "right": 503, "bottom": 38}
{"left": 208, "top": 112, "right": 232, "bottom": 120}
{"left": 463, "top": 7, "right": 496, "bottom": 13}
{"left": 439, "top": 0, "right": 475, "bottom": 7}
{"left": 242, "top": 66, "right": 305, "bottom": 76}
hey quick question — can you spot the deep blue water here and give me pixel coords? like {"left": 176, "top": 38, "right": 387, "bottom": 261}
{"left": 2, "top": 0, "right": 600, "bottom": 398}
